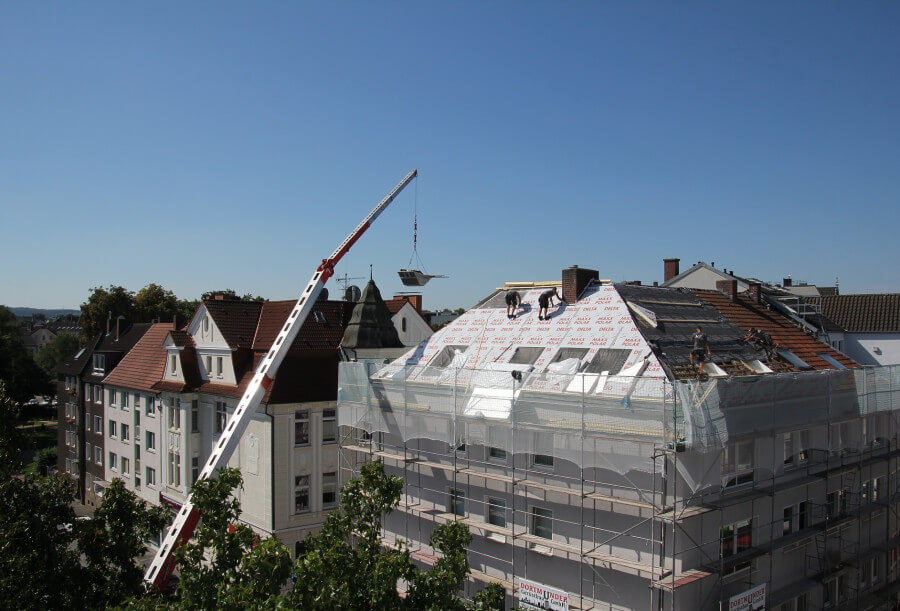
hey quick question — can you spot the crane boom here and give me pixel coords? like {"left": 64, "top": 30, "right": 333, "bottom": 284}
{"left": 144, "top": 169, "right": 417, "bottom": 590}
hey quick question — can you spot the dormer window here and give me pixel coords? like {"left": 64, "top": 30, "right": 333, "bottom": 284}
{"left": 93, "top": 353, "right": 106, "bottom": 374}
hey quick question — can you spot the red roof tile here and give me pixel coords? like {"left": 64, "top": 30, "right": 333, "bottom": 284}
{"left": 204, "top": 299, "right": 263, "bottom": 349}
{"left": 820, "top": 294, "right": 900, "bottom": 333}
{"left": 384, "top": 298, "right": 407, "bottom": 315}
{"left": 103, "top": 323, "right": 174, "bottom": 392}
{"left": 252, "top": 300, "right": 352, "bottom": 354}
{"left": 694, "top": 290, "right": 857, "bottom": 371}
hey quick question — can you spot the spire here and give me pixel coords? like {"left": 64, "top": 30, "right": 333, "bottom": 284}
{"left": 341, "top": 277, "right": 404, "bottom": 349}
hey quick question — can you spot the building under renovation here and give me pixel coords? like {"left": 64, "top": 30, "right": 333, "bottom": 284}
{"left": 338, "top": 266, "right": 900, "bottom": 610}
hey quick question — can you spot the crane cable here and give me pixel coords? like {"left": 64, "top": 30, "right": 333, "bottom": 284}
{"left": 408, "top": 177, "right": 427, "bottom": 271}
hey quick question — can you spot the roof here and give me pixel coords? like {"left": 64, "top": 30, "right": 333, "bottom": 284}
{"left": 341, "top": 280, "right": 404, "bottom": 349}
{"left": 95, "top": 322, "right": 153, "bottom": 352}
{"left": 252, "top": 299, "right": 352, "bottom": 354}
{"left": 102, "top": 323, "right": 174, "bottom": 392}
{"left": 819, "top": 294, "right": 900, "bottom": 333}
{"left": 168, "top": 329, "right": 194, "bottom": 347}
{"left": 662, "top": 262, "right": 751, "bottom": 288}
{"left": 57, "top": 334, "right": 101, "bottom": 375}
{"left": 694, "top": 289, "right": 857, "bottom": 370}
{"left": 203, "top": 299, "right": 264, "bottom": 349}
{"left": 384, "top": 298, "right": 408, "bottom": 315}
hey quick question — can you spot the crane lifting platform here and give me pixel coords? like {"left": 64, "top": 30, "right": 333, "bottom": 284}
{"left": 143, "top": 169, "right": 418, "bottom": 591}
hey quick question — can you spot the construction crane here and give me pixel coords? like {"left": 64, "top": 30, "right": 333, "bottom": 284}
{"left": 144, "top": 169, "right": 418, "bottom": 590}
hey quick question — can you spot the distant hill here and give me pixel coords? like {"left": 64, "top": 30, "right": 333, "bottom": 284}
{"left": 9, "top": 307, "right": 80, "bottom": 318}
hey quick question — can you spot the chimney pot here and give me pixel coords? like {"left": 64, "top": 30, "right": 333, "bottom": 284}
{"left": 562, "top": 265, "right": 599, "bottom": 303}
{"left": 663, "top": 258, "right": 680, "bottom": 283}
{"left": 652, "top": 281, "right": 659, "bottom": 287}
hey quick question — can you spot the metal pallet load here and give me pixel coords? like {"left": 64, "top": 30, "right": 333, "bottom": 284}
{"left": 143, "top": 169, "right": 418, "bottom": 590}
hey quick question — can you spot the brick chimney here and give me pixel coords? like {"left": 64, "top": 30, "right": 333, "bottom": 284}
{"left": 663, "top": 258, "right": 680, "bottom": 283}
{"left": 716, "top": 279, "right": 738, "bottom": 301}
{"left": 562, "top": 265, "right": 599, "bottom": 303}
{"left": 395, "top": 294, "right": 422, "bottom": 315}
{"left": 783, "top": 277, "right": 792, "bottom": 287}
{"left": 748, "top": 281, "right": 762, "bottom": 304}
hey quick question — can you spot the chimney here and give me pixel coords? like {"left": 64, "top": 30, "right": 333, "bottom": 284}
{"left": 652, "top": 281, "right": 659, "bottom": 287}
{"left": 396, "top": 294, "right": 422, "bottom": 315}
{"left": 115, "top": 317, "right": 121, "bottom": 341}
{"left": 173, "top": 313, "right": 179, "bottom": 330}
{"left": 783, "top": 277, "right": 792, "bottom": 287}
{"left": 663, "top": 258, "right": 680, "bottom": 283}
{"left": 106, "top": 311, "right": 112, "bottom": 335}
{"left": 716, "top": 279, "right": 738, "bottom": 301}
{"left": 562, "top": 265, "right": 599, "bottom": 303}
{"left": 748, "top": 281, "right": 762, "bottom": 304}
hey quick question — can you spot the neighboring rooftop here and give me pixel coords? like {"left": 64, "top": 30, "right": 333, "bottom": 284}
{"left": 253, "top": 299, "right": 353, "bottom": 354}
{"left": 203, "top": 298, "right": 264, "bottom": 349}
{"left": 342, "top": 280, "right": 404, "bottom": 350}
{"left": 102, "top": 323, "right": 174, "bottom": 392}
{"left": 818, "top": 294, "right": 900, "bottom": 333}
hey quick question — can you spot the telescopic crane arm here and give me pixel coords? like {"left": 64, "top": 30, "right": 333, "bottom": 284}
{"left": 144, "top": 169, "right": 418, "bottom": 590}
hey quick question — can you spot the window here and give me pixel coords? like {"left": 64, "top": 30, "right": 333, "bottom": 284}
{"left": 168, "top": 451, "right": 181, "bottom": 487}
{"left": 532, "top": 454, "right": 554, "bottom": 469}
{"left": 783, "top": 433, "right": 794, "bottom": 466}
{"left": 401, "top": 317, "right": 407, "bottom": 332}
{"left": 121, "top": 391, "right": 129, "bottom": 410}
{"left": 827, "top": 492, "right": 842, "bottom": 518}
{"left": 584, "top": 348, "right": 632, "bottom": 374}
{"left": 146, "top": 431, "right": 156, "bottom": 450}
{"left": 530, "top": 507, "right": 553, "bottom": 540}
{"left": 93, "top": 353, "right": 105, "bottom": 374}
{"left": 86, "top": 417, "right": 91, "bottom": 432}
{"left": 294, "top": 475, "right": 310, "bottom": 513}
{"left": 191, "top": 400, "right": 199, "bottom": 433}
{"left": 135, "top": 444, "right": 140, "bottom": 460}
{"left": 294, "top": 411, "right": 309, "bottom": 445}
{"left": 135, "top": 473, "right": 141, "bottom": 488}
{"left": 488, "top": 447, "right": 507, "bottom": 462}
{"left": 861, "top": 556, "right": 874, "bottom": 586}
{"left": 121, "top": 457, "right": 130, "bottom": 475}
{"left": 322, "top": 409, "right": 336, "bottom": 444}
{"left": 205, "top": 355, "right": 212, "bottom": 373}
{"left": 169, "top": 355, "right": 176, "bottom": 374}
{"left": 322, "top": 472, "right": 337, "bottom": 508}
{"left": 94, "top": 416, "right": 102, "bottom": 434}
{"left": 720, "top": 519, "right": 752, "bottom": 575}
{"left": 94, "top": 446, "right": 102, "bottom": 465}
{"left": 203, "top": 316, "right": 209, "bottom": 333}
{"left": 723, "top": 439, "right": 753, "bottom": 487}
{"left": 109, "top": 452, "right": 117, "bottom": 470}
{"left": 108, "top": 388, "right": 116, "bottom": 406}
{"left": 145, "top": 396, "right": 154, "bottom": 416}
{"left": 862, "top": 480, "right": 870, "bottom": 503}
{"left": 215, "top": 401, "right": 226, "bottom": 435}
{"left": 783, "top": 506, "right": 793, "bottom": 536}
{"left": 85, "top": 442, "right": 91, "bottom": 460}
{"left": 454, "top": 442, "right": 467, "bottom": 456}
{"left": 216, "top": 357, "right": 222, "bottom": 377}
{"left": 487, "top": 497, "right": 507, "bottom": 528}
{"left": 135, "top": 409, "right": 140, "bottom": 427}
{"left": 121, "top": 424, "right": 130, "bottom": 441}
{"left": 799, "top": 501, "right": 810, "bottom": 529}
{"left": 169, "top": 398, "right": 182, "bottom": 429}
{"left": 192, "top": 457, "right": 199, "bottom": 485}
{"left": 146, "top": 467, "right": 156, "bottom": 486}
{"left": 509, "top": 347, "right": 545, "bottom": 365}
{"left": 449, "top": 488, "right": 466, "bottom": 516}
{"left": 873, "top": 476, "right": 885, "bottom": 502}
{"left": 109, "top": 420, "right": 117, "bottom": 438}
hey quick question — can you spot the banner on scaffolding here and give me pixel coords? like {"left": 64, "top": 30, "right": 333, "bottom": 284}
{"left": 517, "top": 578, "right": 569, "bottom": 610}
{"left": 728, "top": 583, "right": 766, "bottom": 611}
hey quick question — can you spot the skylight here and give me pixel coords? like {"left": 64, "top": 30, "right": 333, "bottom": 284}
{"left": 817, "top": 353, "right": 847, "bottom": 369}
{"left": 313, "top": 311, "right": 326, "bottom": 324}
{"left": 777, "top": 349, "right": 813, "bottom": 371}
{"left": 74, "top": 348, "right": 85, "bottom": 360}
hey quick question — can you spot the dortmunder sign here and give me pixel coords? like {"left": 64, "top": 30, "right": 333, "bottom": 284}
{"left": 517, "top": 578, "right": 569, "bottom": 611}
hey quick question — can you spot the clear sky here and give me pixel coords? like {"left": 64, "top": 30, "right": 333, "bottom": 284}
{"left": 2, "top": 2, "right": 899, "bottom": 311}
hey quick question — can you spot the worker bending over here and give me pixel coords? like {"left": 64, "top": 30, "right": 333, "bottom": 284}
{"left": 505, "top": 290, "right": 521, "bottom": 319}
{"left": 538, "top": 288, "right": 564, "bottom": 321}
{"left": 690, "top": 325, "right": 711, "bottom": 374}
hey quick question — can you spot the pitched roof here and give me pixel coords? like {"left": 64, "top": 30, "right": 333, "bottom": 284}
{"left": 384, "top": 298, "right": 409, "bottom": 315}
{"left": 203, "top": 299, "right": 264, "bottom": 349}
{"left": 57, "top": 334, "right": 101, "bottom": 375}
{"left": 95, "top": 322, "right": 153, "bottom": 352}
{"left": 693, "top": 289, "right": 857, "bottom": 370}
{"left": 252, "top": 300, "right": 352, "bottom": 354}
{"left": 102, "top": 323, "right": 174, "bottom": 392}
{"left": 168, "top": 329, "right": 194, "bottom": 347}
{"left": 819, "top": 294, "right": 900, "bottom": 333}
{"left": 342, "top": 280, "right": 404, "bottom": 349}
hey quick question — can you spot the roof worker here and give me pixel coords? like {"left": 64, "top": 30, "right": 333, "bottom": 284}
{"left": 690, "top": 325, "right": 711, "bottom": 375}
{"left": 745, "top": 327, "right": 775, "bottom": 358}
{"left": 537, "top": 287, "right": 564, "bottom": 321}
{"left": 505, "top": 290, "right": 521, "bottom": 319}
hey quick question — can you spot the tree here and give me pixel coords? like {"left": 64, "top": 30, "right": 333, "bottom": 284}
{"left": 287, "top": 460, "right": 502, "bottom": 610}
{"left": 78, "top": 285, "right": 135, "bottom": 339}
{"left": 34, "top": 331, "right": 81, "bottom": 377}
{"left": 0, "top": 306, "right": 48, "bottom": 402}
{"left": 200, "top": 289, "right": 265, "bottom": 302}
{"left": 134, "top": 283, "right": 180, "bottom": 324}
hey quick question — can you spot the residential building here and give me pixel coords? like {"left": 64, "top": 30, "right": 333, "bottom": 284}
{"left": 338, "top": 265, "right": 899, "bottom": 610}
{"left": 57, "top": 334, "right": 100, "bottom": 500}
{"left": 384, "top": 294, "right": 433, "bottom": 346}
{"left": 816, "top": 294, "right": 900, "bottom": 366}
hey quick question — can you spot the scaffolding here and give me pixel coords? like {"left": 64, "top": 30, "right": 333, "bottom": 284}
{"left": 338, "top": 362, "right": 900, "bottom": 610}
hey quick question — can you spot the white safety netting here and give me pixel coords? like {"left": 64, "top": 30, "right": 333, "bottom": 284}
{"left": 338, "top": 362, "right": 900, "bottom": 494}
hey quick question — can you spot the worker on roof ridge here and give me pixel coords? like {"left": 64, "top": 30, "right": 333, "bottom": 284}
{"left": 537, "top": 287, "right": 564, "bottom": 321}
{"left": 690, "top": 325, "right": 711, "bottom": 375}
{"left": 505, "top": 290, "right": 521, "bottom": 319}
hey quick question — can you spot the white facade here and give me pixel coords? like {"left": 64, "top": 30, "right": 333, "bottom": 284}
{"left": 832, "top": 332, "right": 900, "bottom": 366}
{"left": 103, "top": 386, "right": 163, "bottom": 506}
{"left": 391, "top": 301, "right": 433, "bottom": 347}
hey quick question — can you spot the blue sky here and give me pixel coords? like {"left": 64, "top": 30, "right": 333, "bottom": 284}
{"left": 2, "top": 2, "right": 898, "bottom": 310}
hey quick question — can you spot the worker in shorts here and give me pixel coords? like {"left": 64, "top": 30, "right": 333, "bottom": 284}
{"left": 537, "top": 287, "right": 564, "bottom": 321}
{"left": 505, "top": 290, "right": 521, "bottom": 319}
{"left": 690, "top": 325, "right": 711, "bottom": 374}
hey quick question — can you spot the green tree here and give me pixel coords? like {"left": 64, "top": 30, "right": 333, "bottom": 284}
{"left": 200, "top": 290, "right": 265, "bottom": 302}
{"left": 287, "top": 460, "right": 502, "bottom": 610}
{"left": 34, "top": 331, "right": 81, "bottom": 377}
{"left": 78, "top": 285, "right": 135, "bottom": 339}
{"left": 0, "top": 306, "right": 48, "bottom": 402}
{"left": 173, "top": 468, "right": 292, "bottom": 609}
{"left": 134, "top": 283, "right": 180, "bottom": 324}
